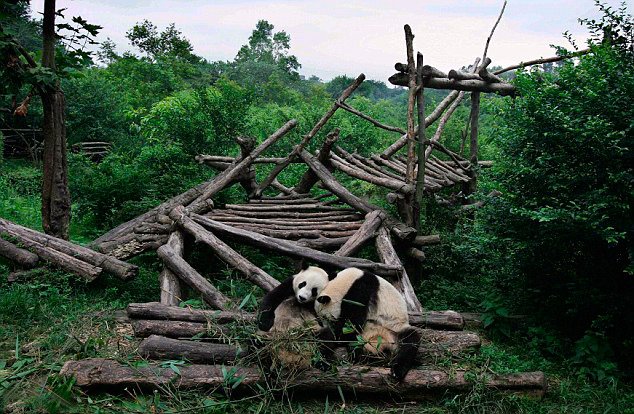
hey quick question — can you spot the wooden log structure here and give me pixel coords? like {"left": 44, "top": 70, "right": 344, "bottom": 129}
{"left": 170, "top": 206, "right": 279, "bottom": 292}
{"left": 299, "top": 149, "right": 417, "bottom": 241}
{"left": 125, "top": 301, "right": 463, "bottom": 331}
{"left": 254, "top": 74, "right": 365, "bottom": 197}
{"left": 126, "top": 302, "right": 256, "bottom": 324}
{"left": 334, "top": 210, "right": 385, "bottom": 257}
{"left": 0, "top": 218, "right": 138, "bottom": 279}
{"left": 412, "top": 234, "right": 441, "bottom": 246}
{"left": 188, "top": 211, "right": 403, "bottom": 277}
{"left": 294, "top": 128, "right": 340, "bottom": 194}
{"left": 375, "top": 226, "right": 422, "bottom": 313}
{"left": 133, "top": 328, "right": 479, "bottom": 360}
{"left": 139, "top": 335, "right": 246, "bottom": 363}
{"left": 60, "top": 359, "right": 546, "bottom": 398}
{"left": 93, "top": 119, "right": 298, "bottom": 258}
{"left": 388, "top": 72, "right": 516, "bottom": 96}
{"left": 0, "top": 238, "right": 39, "bottom": 268}
{"left": 157, "top": 244, "right": 234, "bottom": 309}
{"left": 159, "top": 231, "right": 184, "bottom": 306}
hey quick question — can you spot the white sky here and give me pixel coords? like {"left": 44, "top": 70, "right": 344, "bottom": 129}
{"left": 30, "top": 0, "right": 630, "bottom": 81}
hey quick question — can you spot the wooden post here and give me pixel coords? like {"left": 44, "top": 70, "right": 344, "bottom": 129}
{"left": 404, "top": 26, "right": 417, "bottom": 209}
{"left": 413, "top": 52, "right": 426, "bottom": 232}
{"left": 294, "top": 129, "right": 340, "bottom": 194}
{"left": 159, "top": 231, "right": 184, "bottom": 306}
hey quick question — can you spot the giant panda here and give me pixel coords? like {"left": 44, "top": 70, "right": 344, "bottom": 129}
{"left": 256, "top": 262, "right": 332, "bottom": 368}
{"left": 314, "top": 267, "right": 420, "bottom": 381}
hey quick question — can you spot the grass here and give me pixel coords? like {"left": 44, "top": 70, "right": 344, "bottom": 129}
{"left": 1, "top": 159, "right": 633, "bottom": 413}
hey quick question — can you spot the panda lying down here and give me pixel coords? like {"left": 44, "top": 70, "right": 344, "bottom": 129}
{"left": 257, "top": 264, "right": 420, "bottom": 381}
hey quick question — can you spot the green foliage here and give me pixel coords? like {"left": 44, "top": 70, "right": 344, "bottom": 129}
{"left": 126, "top": 20, "right": 200, "bottom": 63}
{"left": 235, "top": 20, "right": 300, "bottom": 78}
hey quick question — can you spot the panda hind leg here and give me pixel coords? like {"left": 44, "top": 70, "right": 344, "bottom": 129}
{"left": 390, "top": 327, "right": 421, "bottom": 381}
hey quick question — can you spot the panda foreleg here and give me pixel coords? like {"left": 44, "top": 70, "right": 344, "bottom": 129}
{"left": 258, "top": 276, "right": 295, "bottom": 331}
{"left": 391, "top": 327, "right": 421, "bottom": 381}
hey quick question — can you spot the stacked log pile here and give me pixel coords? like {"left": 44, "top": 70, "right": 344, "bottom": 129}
{"left": 0, "top": 217, "right": 138, "bottom": 281}
{"left": 59, "top": 302, "right": 547, "bottom": 397}
{"left": 71, "top": 141, "right": 112, "bottom": 161}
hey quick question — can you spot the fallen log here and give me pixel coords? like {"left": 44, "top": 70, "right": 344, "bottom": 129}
{"left": 133, "top": 329, "right": 478, "bottom": 362}
{"left": 190, "top": 212, "right": 402, "bottom": 277}
{"left": 139, "top": 335, "right": 246, "bottom": 363}
{"left": 157, "top": 245, "right": 233, "bottom": 309}
{"left": 0, "top": 218, "right": 138, "bottom": 279}
{"left": 0, "top": 237, "right": 39, "bottom": 268}
{"left": 334, "top": 210, "right": 385, "bottom": 257}
{"left": 125, "top": 302, "right": 463, "bottom": 331}
{"left": 159, "top": 231, "right": 184, "bottom": 306}
{"left": 295, "top": 237, "right": 350, "bottom": 249}
{"left": 131, "top": 320, "right": 230, "bottom": 339}
{"left": 126, "top": 302, "right": 255, "bottom": 324}
{"left": 60, "top": 359, "right": 546, "bottom": 398}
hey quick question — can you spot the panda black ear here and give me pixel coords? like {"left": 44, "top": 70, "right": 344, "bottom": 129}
{"left": 317, "top": 295, "right": 331, "bottom": 304}
{"left": 327, "top": 272, "right": 337, "bottom": 281}
{"left": 299, "top": 258, "right": 309, "bottom": 271}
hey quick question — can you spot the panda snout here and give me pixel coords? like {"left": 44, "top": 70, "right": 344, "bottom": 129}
{"left": 298, "top": 295, "right": 307, "bottom": 303}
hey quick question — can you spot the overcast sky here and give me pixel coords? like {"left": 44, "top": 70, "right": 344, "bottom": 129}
{"left": 30, "top": 0, "right": 628, "bottom": 81}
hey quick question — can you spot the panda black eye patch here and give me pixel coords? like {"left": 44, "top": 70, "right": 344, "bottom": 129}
{"left": 298, "top": 281, "right": 306, "bottom": 288}
{"left": 312, "top": 287, "right": 318, "bottom": 297}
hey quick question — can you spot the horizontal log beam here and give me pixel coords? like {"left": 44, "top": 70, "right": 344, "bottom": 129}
{"left": 61, "top": 359, "right": 546, "bottom": 398}
{"left": 0, "top": 238, "right": 39, "bottom": 268}
{"left": 388, "top": 73, "right": 516, "bottom": 96}
{"left": 189, "top": 211, "right": 402, "bottom": 277}
{"left": 139, "top": 335, "right": 246, "bottom": 363}
{"left": 126, "top": 302, "right": 256, "bottom": 324}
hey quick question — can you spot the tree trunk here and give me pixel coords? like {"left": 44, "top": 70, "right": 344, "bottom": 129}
{"left": 40, "top": 0, "right": 71, "bottom": 239}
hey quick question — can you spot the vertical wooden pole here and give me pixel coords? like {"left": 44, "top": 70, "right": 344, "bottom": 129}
{"left": 403, "top": 25, "right": 417, "bottom": 227}
{"left": 413, "top": 52, "right": 426, "bottom": 232}
{"left": 467, "top": 91, "right": 480, "bottom": 195}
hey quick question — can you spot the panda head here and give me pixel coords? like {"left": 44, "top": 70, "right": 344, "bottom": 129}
{"left": 292, "top": 262, "right": 330, "bottom": 304}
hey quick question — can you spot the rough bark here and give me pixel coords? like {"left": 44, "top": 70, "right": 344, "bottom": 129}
{"left": 0, "top": 218, "right": 138, "bottom": 280}
{"left": 0, "top": 238, "right": 39, "bottom": 268}
{"left": 131, "top": 320, "right": 230, "bottom": 339}
{"left": 126, "top": 302, "right": 256, "bottom": 324}
{"left": 5, "top": 236, "right": 102, "bottom": 281}
{"left": 299, "top": 149, "right": 416, "bottom": 241}
{"left": 40, "top": 0, "right": 71, "bottom": 240}
{"left": 334, "top": 210, "right": 385, "bottom": 257}
{"left": 375, "top": 226, "right": 422, "bottom": 313}
{"left": 421, "top": 65, "right": 447, "bottom": 78}
{"left": 414, "top": 52, "right": 427, "bottom": 232}
{"left": 254, "top": 75, "right": 365, "bottom": 197}
{"left": 60, "top": 359, "right": 546, "bottom": 398}
{"left": 294, "top": 128, "right": 341, "bottom": 194}
{"left": 159, "top": 231, "right": 184, "bottom": 306}
{"left": 412, "top": 234, "right": 441, "bottom": 246}
{"left": 170, "top": 205, "right": 279, "bottom": 292}
{"left": 189, "top": 212, "right": 402, "bottom": 277}
{"left": 139, "top": 335, "right": 245, "bottom": 363}
{"left": 157, "top": 244, "right": 233, "bottom": 309}
{"left": 388, "top": 73, "right": 516, "bottom": 96}
{"left": 330, "top": 155, "right": 414, "bottom": 194}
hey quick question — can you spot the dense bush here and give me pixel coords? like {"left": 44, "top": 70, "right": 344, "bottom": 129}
{"left": 481, "top": 12, "right": 633, "bottom": 375}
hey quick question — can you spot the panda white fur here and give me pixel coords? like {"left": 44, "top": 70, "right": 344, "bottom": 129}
{"left": 256, "top": 263, "right": 331, "bottom": 367}
{"left": 314, "top": 267, "right": 420, "bottom": 381}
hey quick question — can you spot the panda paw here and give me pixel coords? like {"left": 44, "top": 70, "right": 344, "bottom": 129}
{"left": 257, "top": 311, "right": 275, "bottom": 331}
{"left": 390, "top": 364, "right": 410, "bottom": 382}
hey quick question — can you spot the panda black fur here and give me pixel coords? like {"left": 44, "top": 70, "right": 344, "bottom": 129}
{"left": 256, "top": 263, "right": 331, "bottom": 367}
{"left": 314, "top": 267, "right": 420, "bottom": 381}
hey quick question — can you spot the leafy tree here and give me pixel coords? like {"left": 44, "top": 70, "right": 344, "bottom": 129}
{"left": 126, "top": 20, "right": 200, "bottom": 63}
{"left": 235, "top": 20, "right": 300, "bottom": 78}
{"left": 483, "top": 1, "right": 633, "bottom": 373}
